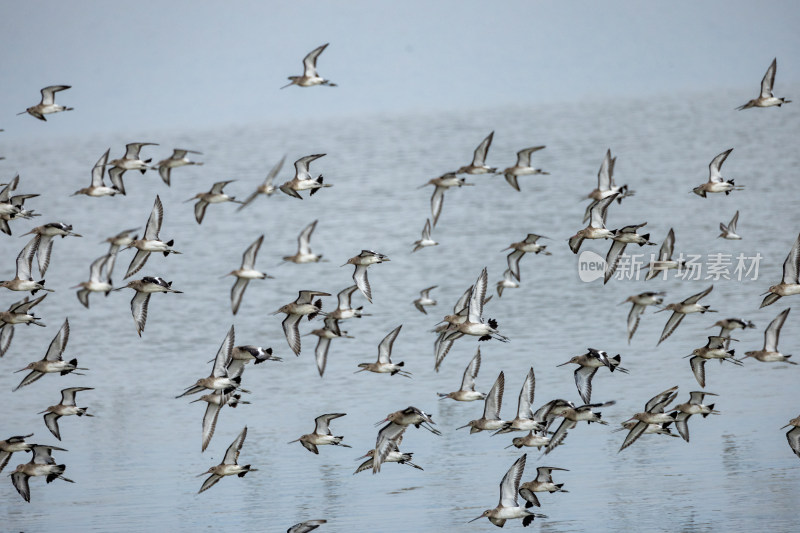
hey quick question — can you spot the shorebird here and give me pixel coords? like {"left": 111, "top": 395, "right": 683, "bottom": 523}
{"left": 0, "top": 294, "right": 47, "bottom": 357}
{"left": 493, "top": 367, "right": 541, "bottom": 434}
{"left": 309, "top": 317, "right": 352, "bottom": 377}
{"left": 103, "top": 227, "right": 138, "bottom": 280}
{"left": 281, "top": 43, "right": 337, "bottom": 88}
{"left": 709, "top": 317, "right": 755, "bottom": 338}
{"left": 671, "top": 391, "right": 720, "bottom": 442}
{"left": 238, "top": 156, "right": 285, "bottom": 210}
{"left": 0, "top": 434, "right": 35, "bottom": 473}
{"left": 106, "top": 142, "right": 158, "bottom": 195}
{"left": 743, "top": 308, "right": 795, "bottom": 364}
{"left": 13, "top": 319, "right": 86, "bottom": 391}
{"left": 619, "top": 386, "right": 679, "bottom": 452}
{"left": 0, "top": 175, "right": 40, "bottom": 235}
{"left": 503, "top": 233, "right": 550, "bottom": 282}
{"left": 72, "top": 149, "right": 119, "bottom": 197}
{"left": 289, "top": 413, "right": 351, "bottom": 454}
{"left": 0, "top": 237, "right": 52, "bottom": 295}
{"left": 781, "top": 415, "right": 800, "bottom": 458}
{"left": 226, "top": 235, "right": 271, "bottom": 315}
{"left": 274, "top": 291, "right": 328, "bottom": 355}
{"left": 40, "top": 387, "right": 94, "bottom": 441}
{"left": 459, "top": 371, "right": 506, "bottom": 433}
{"left": 583, "top": 149, "right": 633, "bottom": 222}
{"left": 687, "top": 336, "right": 741, "bottom": 387}
{"left": 441, "top": 267, "right": 509, "bottom": 345}
{"left": 124, "top": 195, "right": 181, "bottom": 278}
{"left": 354, "top": 434, "right": 423, "bottom": 474}
{"left": 545, "top": 401, "right": 615, "bottom": 455}
{"left": 287, "top": 520, "right": 327, "bottom": 533}
{"left": 10, "top": 444, "right": 73, "bottom": 502}
{"left": 344, "top": 250, "right": 389, "bottom": 303}
{"left": 177, "top": 325, "right": 242, "bottom": 399}
{"left": 432, "top": 285, "right": 474, "bottom": 369}
{"left": 72, "top": 254, "right": 113, "bottom": 308}
{"left": 283, "top": 220, "right": 323, "bottom": 263}
{"left": 412, "top": 218, "right": 438, "bottom": 252}
{"left": 327, "top": 285, "right": 367, "bottom": 321}
{"left": 469, "top": 454, "right": 546, "bottom": 527}
{"left": 760, "top": 232, "right": 800, "bottom": 308}
{"left": 621, "top": 291, "right": 665, "bottom": 343}
{"left": 279, "top": 154, "right": 331, "bottom": 199}
{"left": 152, "top": 149, "right": 203, "bottom": 186}
{"left": 737, "top": 58, "right": 791, "bottom": 110}
{"left": 613, "top": 419, "right": 679, "bottom": 440}
{"left": 657, "top": 285, "right": 716, "bottom": 345}
{"left": 498, "top": 146, "right": 548, "bottom": 191}
{"left": 22, "top": 222, "right": 82, "bottom": 277}
{"left": 604, "top": 223, "right": 656, "bottom": 283}
{"left": 116, "top": 276, "right": 182, "bottom": 336}
{"left": 372, "top": 407, "right": 440, "bottom": 472}
{"left": 692, "top": 149, "right": 743, "bottom": 197}
{"left": 519, "top": 466, "right": 569, "bottom": 508}
{"left": 644, "top": 228, "right": 685, "bottom": 280}
{"left": 438, "top": 347, "right": 486, "bottom": 401}
{"left": 198, "top": 426, "right": 257, "bottom": 493}
{"left": 187, "top": 180, "right": 240, "bottom": 224}
{"left": 356, "top": 324, "right": 410, "bottom": 376}
{"left": 17, "top": 85, "right": 73, "bottom": 121}
{"left": 413, "top": 285, "right": 437, "bottom": 314}
{"left": 558, "top": 348, "right": 628, "bottom": 405}
{"left": 719, "top": 211, "right": 741, "bottom": 240}
{"left": 505, "top": 430, "right": 551, "bottom": 450}
{"left": 496, "top": 269, "right": 519, "bottom": 297}
{"left": 420, "top": 172, "right": 473, "bottom": 226}
{"left": 456, "top": 131, "right": 497, "bottom": 174}
{"left": 568, "top": 193, "right": 618, "bottom": 254}
{"left": 192, "top": 390, "right": 250, "bottom": 452}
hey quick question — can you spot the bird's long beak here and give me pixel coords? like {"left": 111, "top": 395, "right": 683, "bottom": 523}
{"left": 354, "top": 453, "right": 371, "bottom": 461}
{"left": 196, "top": 471, "right": 210, "bottom": 477}
{"left": 13, "top": 367, "right": 28, "bottom": 373}
{"left": 556, "top": 361, "right": 571, "bottom": 367}
{"left": 373, "top": 418, "right": 388, "bottom": 427}
{"left": 287, "top": 438, "right": 300, "bottom": 444}
{"left": 468, "top": 516, "right": 483, "bottom": 523}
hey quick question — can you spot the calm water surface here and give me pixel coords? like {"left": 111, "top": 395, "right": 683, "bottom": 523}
{"left": 1, "top": 91, "right": 799, "bottom": 531}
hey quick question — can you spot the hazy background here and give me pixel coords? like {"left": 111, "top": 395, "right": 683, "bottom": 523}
{"left": 1, "top": 0, "right": 798, "bottom": 140}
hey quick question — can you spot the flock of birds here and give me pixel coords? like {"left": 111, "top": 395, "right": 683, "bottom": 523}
{"left": 1, "top": 43, "right": 799, "bottom": 530}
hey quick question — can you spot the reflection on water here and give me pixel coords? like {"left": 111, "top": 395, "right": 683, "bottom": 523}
{"left": 1, "top": 91, "right": 799, "bottom": 531}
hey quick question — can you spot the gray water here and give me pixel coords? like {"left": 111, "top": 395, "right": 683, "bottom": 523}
{"left": 1, "top": 90, "right": 799, "bottom": 532}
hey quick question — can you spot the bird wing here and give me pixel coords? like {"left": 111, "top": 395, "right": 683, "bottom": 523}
{"left": 683, "top": 285, "right": 713, "bottom": 305}
{"left": 658, "top": 312, "right": 685, "bottom": 345}
{"left": 764, "top": 308, "right": 790, "bottom": 352}
{"left": 377, "top": 325, "right": 402, "bottom": 364}
{"left": 430, "top": 186, "right": 445, "bottom": 226}
{"left": 516, "top": 367, "right": 535, "bottom": 419}
{"left": 483, "top": 372, "right": 505, "bottom": 420}
{"left": 44, "top": 319, "right": 70, "bottom": 361}
{"left": 590, "top": 193, "right": 618, "bottom": 229}
{"left": 597, "top": 149, "right": 613, "bottom": 190}
{"left": 130, "top": 292, "right": 151, "bottom": 337}
{"left": 460, "top": 348, "right": 481, "bottom": 392}
{"left": 353, "top": 265, "right": 372, "bottom": 303}
{"left": 781, "top": 233, "right": 800, "bottom": 284}
{"left": 574, "top": 366, "right": 598, "bottom": 405}
{"left": 627, "top": 303, "right": 645, "bottom": 343}
{"left": 708, "top": 149, "right": 732, "bottom": 183}
{"left": 297, "top": 220, "right": 318, "bottom": 255}
{"left": 467, "top": 268, "right": 488, "bottom": 323}
{"left": 198, "top": 473, "right": 222, "bottom": 493}
{"left": 315, "top": 336, "right": 331, "bottom": 377}
{"left": 645, "top": 386, "right": 678, "bottom": 413}
{"left": 294, "top": 154, "right": 325, "bottom": 180}
{"left": 263, "top": 155, "right": 285, "bottom": 187}
{"left": 11, "top": 471, "right": 31, "bottom": 502}
{"left": 212, "top": 326, "right": 235, "bottom": 378}
{"left": 471, "top": 131, "right": 493, "bottom": 167}
{"left": 282, "top": 314, "right": 302, "bottom": 355}
{"left": 230, "top": 278, "right": 249, "bottom": 316}
{"left": 223, "top": 426, "right": 247, "bottom": 465}
{"left": 690, "top": 357, "right": 706, "bottom": 388}
{"left": 210, "top": 180, "right": 233, "bottom": 195}
{"left": 315, "top": 413, "right": 345, "bottom": 435}
{"left": 194, "top": 199, "right": 209, "bottom": 224}
{"left": 659, "top": 228, "right": 675, "bottom": 262}
{"left": 91, "top": 149, "right": 110, "bottom": 187}
{"left": 506, "top": 250, "right": 524, "bottom": 282}
{"left": 35, "top": 235, "right": 54, "bottom": 277}
{"left": 144, "top": 196, "right": 164, "bottom": 240}
{"left": 761, "top": 58, "right": 777, "bottom": 98}
{"left": 241, "top": 235, "right": 263, "bottom": 270}
{"left": 201, "top": 398, "right": 223, "bottom": 452}
{"left": 499, "top": 453, "right": 526, "bottom": 508}
{"left": 604, "top": 240, "right": 627, "bottom": 284}
{"left": 44, "top": 412, "right": 62, "bottom": 440}
{"left": 303, "top": 43, "right": 329, "bottom": 77}
{"left": 619, "top": 421, "right": 649, "bottom": 452}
